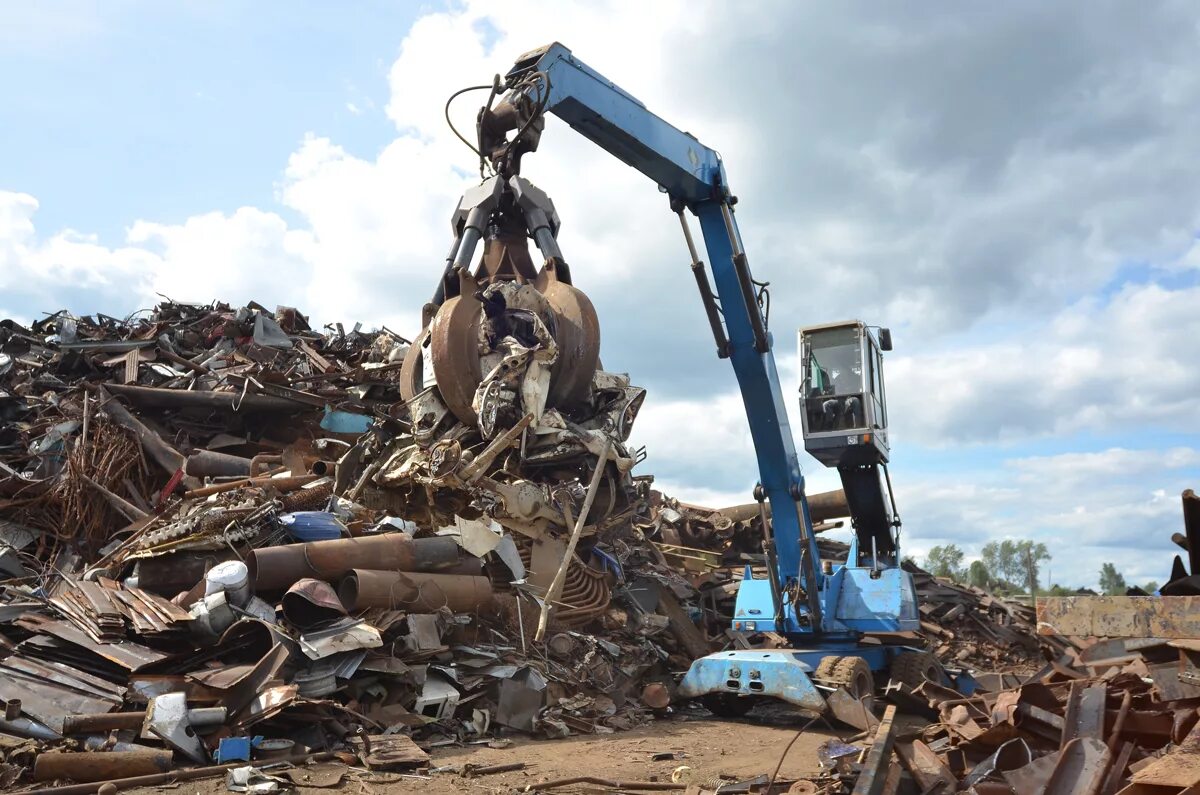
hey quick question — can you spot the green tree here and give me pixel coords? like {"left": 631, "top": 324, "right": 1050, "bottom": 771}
{"left": 981, "top": 541, "right": 1018, "bottom": 587}
{"left": 1099, "top": 563, "right": 1128, "bottom": 595}
{"left": 1142, "top": 581, "right": 1159, "bottom": 594}
{"left": 966, "top": 560, "right": 990, "bottom": 589}
{"left": 926, "top": 545, "right": 965, "bottom": 580}
{"left": 981, "top": 539, "right": 1050, "bottom": 593}
{"left": 1014, "top": 540, "right": 1050, "bottom": 594}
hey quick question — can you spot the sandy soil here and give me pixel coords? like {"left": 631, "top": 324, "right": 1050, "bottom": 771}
{"left": 123, "top": 712, "right": 850, "bottom": 795}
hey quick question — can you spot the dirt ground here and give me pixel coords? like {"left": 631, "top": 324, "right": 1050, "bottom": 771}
{"left": 124, "top": 712, "right": 850, "bottom": 795}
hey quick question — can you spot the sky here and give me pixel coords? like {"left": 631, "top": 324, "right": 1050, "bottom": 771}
{"left": 3, "top": 1, "right": 1199, "bottom": 590}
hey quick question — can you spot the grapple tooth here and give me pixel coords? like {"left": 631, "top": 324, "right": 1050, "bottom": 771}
{"left": 429, "top": 291, "right": 484, "bottom": 426}
{"left": 542, "top": 278, "right": 601, "bottom": 411}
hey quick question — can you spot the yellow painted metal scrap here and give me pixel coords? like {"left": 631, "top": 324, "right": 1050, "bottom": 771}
{"left": 1036, "top": 596, "right": 1200, "bottom": 639}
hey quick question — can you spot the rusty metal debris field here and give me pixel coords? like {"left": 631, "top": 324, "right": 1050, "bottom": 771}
{"left": 4, "top": 298, "right": 1196, "bottom": 795}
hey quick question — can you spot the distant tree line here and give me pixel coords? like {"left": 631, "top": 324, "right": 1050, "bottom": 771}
{"left": 919, "top": 542, "right": 1157, "bottom": 596}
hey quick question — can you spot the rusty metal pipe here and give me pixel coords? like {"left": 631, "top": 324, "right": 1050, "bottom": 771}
{"left": 24, "top": 751, "right": 337, "bottom": 795}
{"left": 0, "top": 716, "right": 59, "bottom": 741}
{"left": 310, "top": 459, "right": 337, "bottom": 476}
{"left": 184, "top": 473, "right": 316, "bottom": 499}
{"left": 247, "top": 534, "right": 462, "bottom": 592}
{"left": 718, "top": 488, "right": 849, "bottom": 524}
{"left": 34, "top": 749, "right": 174, "bottom": 782}
{"left": 338, "top": 569, "right": 493, "bottom": 613}
{"left": 184, "top": 450, "right": 253, "bottom": 477}
{"left": 63, "top": 707, "right": 226, "bottom": 735}
{"left": 529, "top": 777, "right": 685, "bottom": 792}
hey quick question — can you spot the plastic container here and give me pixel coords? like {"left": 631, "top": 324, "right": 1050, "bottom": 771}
{"left": 205, "top": 560, "right": 252, "bottom": 607}
{"left": 279, "top": 511, "right": 348, "bottom": 542}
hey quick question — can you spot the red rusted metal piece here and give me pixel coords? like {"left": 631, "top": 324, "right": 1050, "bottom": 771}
{"left": 281, "top": 578, "right": 347, "bottom": 629}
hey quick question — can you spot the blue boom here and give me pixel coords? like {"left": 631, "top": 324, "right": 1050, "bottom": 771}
{"left": 475, "top": 43, "right": 948, "bottom": 715}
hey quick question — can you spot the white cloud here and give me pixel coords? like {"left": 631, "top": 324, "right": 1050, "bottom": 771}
{"left": 5, "top": 2, "right": 1200, "bottom": 591}
{"left": 128, "top": 207, "right": 315, "bottom": 309}
{"left": 896, "top": 446, "right": 1197, "bottom": 589}
{"left": 886, "top": 282, "right": 1200, "bottom": 444}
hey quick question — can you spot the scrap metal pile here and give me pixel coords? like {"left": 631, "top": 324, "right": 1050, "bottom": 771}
{"left": 905, "top": 568, "right": 1065, "bottom": 674}
{"left": 785, "top": 634, "right": 1200, "bottom": 794}
{"left": 0, "top": 299, "right": 711, "bottom": 788}
{"left": 641, "top": 498, "right": 1060, "bottom": 673}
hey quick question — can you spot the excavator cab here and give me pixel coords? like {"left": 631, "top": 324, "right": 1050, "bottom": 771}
{"left": 799, "top": 321, "right": 891, "bottom": 468}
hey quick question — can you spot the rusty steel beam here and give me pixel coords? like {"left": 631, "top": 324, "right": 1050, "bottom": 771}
{"left": 1042, "top": 737, "right": 1110, "bottom": 795}
{"left": 852, "top": 704, "right": 898, "bottom": 795}
{"left": 337, "top": 569, "right": 493, "bottom": 613}
{"left": 1185, "top": 489, "right": 1200, "bottom": 575}
{"left": 1037, "top": 596, "right": 1200, "bottom": 639}
{"left": 247, "top": 533, "right": 462, "bottom": 592}
{"left": 1062, "top": 682, "right": 1106, "bottom": 748}
{"left": 34, "top": 749, "right": 173, "bottom": 782}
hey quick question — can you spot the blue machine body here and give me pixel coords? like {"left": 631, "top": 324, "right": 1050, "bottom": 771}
{"left": 499, "top": 43, "right": 927, "bottom": 708}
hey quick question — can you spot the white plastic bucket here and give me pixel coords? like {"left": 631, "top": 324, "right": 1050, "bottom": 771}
{"left": 205, "top": 560, "right": 251, "bottom": 607}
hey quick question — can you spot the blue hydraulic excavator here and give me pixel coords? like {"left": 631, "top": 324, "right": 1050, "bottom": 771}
{"left": 437, "top": 43, "right": 961, "bottom": 718}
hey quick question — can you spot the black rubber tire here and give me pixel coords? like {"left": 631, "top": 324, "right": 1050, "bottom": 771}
{"left": 827, "top": 656, "right": 875, "bottom": 714}
{"left": 813, "top": 655, "right": 840, "bottom": 682}
{"left": 890, "top": 651, "right": 942, "bottom": 688}
{"left": 701, "top": 694, "right": 755, "bottom": 718}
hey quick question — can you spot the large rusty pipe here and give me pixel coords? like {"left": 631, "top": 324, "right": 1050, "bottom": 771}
{"left": 247, "top": 534, "right": 462, "bottom": 592}
{"left": 717, "top": 488, "right": 849, "bottom": 524}
{"left": 338, "top": 569, "right": 493, "bottom": 613}
{"left": 34, "top": 749, "right": 174, "bottom": 782}
{"left": 63, "top": 707, "right": 226, "bottom": 735}
{"left": 184, "top": 450, "right": 253, "bottom": 478}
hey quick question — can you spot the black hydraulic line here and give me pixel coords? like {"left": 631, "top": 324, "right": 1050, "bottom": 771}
{"left": 756, "top": 485, "right": 784, "bottom": 628}
{"left": 718, "top": 203, "right": 768, "bottom": 353}
{"left": 676, "top": 210, "right": 730, "bottom": 358}
{"left": 692, "top": 264, "right": 730, "bottom": 358}
{"left": 430, "top": 235, "right": 465, "bottom": 306}
{"left": 732, "top": 252, "right": 769, "bottom": 353}
{"left": 882, "top": 463, "right": 901, "bottom": 528}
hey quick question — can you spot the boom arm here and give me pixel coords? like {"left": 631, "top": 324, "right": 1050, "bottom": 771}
{"left": 492, "top": 43, "right": 824, "bottom": 631}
